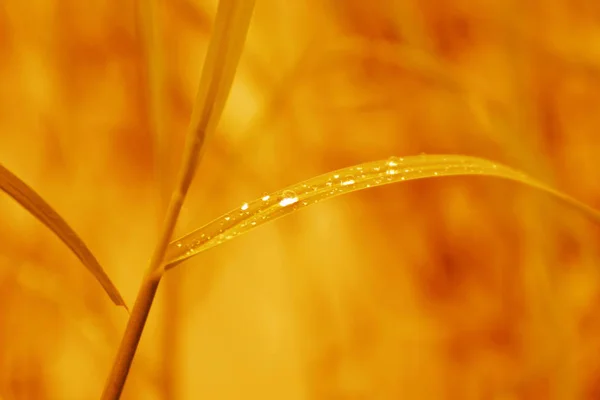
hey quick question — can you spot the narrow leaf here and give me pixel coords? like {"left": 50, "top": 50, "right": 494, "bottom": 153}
{"left": 0, "top": 163, "right": 128, "bottom": 309}
{"left": 165, "top": 154, "right": 600, "bottom": 269}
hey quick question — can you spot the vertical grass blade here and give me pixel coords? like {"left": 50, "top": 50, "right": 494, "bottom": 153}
{"left": 150, "top": 0, "right": 257, "bottom": 271}
{"left": 100, "top": 1, "right": 256, "bottom": 399}
{"left": 0, "top": 163, "right": 127, "bottom": 309}
{"left": 165, "top": 154, "right": 600, "bottom": 268}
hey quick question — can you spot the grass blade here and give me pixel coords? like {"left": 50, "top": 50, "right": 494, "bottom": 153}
{"left": 100, "top": 1, "right": 256, "bottom": 398}
{"left": 165, "top": 154, "right": 600, "bottom": 268}
{"left": 0, "top": 163, "right": 127, "bottom": 309}
{"left": 149, "top": 0, "right": 256, "bottom": 269}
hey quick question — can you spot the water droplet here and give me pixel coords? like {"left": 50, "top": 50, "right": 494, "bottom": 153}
{"left": 333, "top": 174, "right": 340, "bottom": 179}
{"left": 241, "top": 203, "right": 249, "bottom": 211}
{"left": 387, "top": 156, "right": 400, "bottom": 167}
{"left": 279, "top": 190, "right": 298, "bottom": 207}
{"left": 341, "top": 175, "right": 355, "bottom": 186}
{"left": 251, "top": 221, "right": 257, "bottom": 226}
{"left": 386, "top": 169, "right": 398, "bottom": 175}
{"left": 176, "top": 243, "right": 182, "bottom": 248}
{"left": 261, "top": 193, "right": 270, "bottom": 201}
{"left": 224, "top": 216, "right": 231, "bottom": 221}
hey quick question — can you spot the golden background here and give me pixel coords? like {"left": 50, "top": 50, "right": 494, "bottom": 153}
{"left": 1, "top": 0, "right": 600, "bottom": 399}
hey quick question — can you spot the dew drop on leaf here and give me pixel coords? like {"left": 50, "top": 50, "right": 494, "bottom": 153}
{"left": 387, "top": 156, "right": 400, "bottom": 167}
{"left": 279, "top": 190, "right": 298, "bottom": 207}
{"left": 341, "top": 175, "right": 356, "bottom": 186}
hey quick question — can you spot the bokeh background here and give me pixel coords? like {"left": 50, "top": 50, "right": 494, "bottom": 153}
{"left": 2, "top": 0, "right": 600, "bottom": 399}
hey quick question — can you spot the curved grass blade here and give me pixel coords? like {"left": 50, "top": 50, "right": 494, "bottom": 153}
{"left": 0, "top": 163, "right": 128, "bottom": 309}
{"left": 165, "top": 154, "right": 600, "bottom": 269}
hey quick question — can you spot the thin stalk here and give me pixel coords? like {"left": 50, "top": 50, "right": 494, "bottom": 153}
{"left": 100, "top": 1, "right": 256, "bottom": 399}
{"left": 100, "top": 269, "right": 163, "bottom": 400}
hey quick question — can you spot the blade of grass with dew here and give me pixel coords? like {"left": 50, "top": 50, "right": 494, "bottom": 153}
{"left": 164, "top": 154, "right": 600, "bottom": 268}
{"left": 0, "top": 163, "right": 128, "bottom": 309}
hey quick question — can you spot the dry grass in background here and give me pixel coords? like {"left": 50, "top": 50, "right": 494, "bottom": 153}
{"left": 2, "top": 0, "right": 600, "bottom": 399}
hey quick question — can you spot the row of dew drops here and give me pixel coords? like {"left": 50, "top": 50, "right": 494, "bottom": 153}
{"left": 166, "top": 155, "right": 498, "bottom": 264}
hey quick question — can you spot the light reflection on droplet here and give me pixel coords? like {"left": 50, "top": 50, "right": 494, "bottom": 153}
{"left": 262, "top": 194, "right": 270, "bottom": 201}
{"left": 279, "top": 190, "right": 298, "bottom": 207}
{"left": 241, "top": 203, "right": 249, "bottom": 210}
{"left": 341, "top": 175, "right": 355, "bottom": 186}
{"left": 280, "top": 198, "right": 298, "bottom": 206}
{"left": 386, "top": 169, "right": 398, "bottom": 175}
{"left": 224, "top": 216, "right": 231, "bottom": 221}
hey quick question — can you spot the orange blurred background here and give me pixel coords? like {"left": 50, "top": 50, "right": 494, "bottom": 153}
{"left": 2, "top": 0, "right": 600, "bottom": 399}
